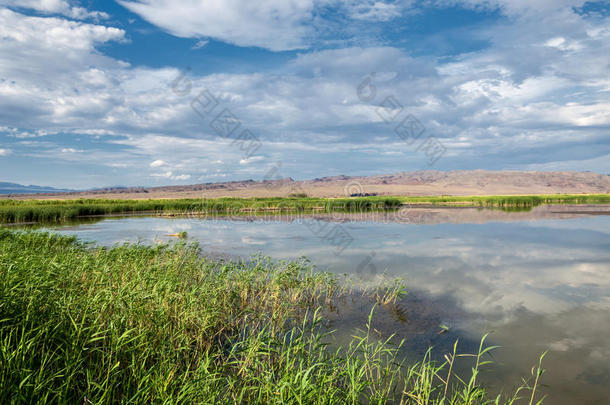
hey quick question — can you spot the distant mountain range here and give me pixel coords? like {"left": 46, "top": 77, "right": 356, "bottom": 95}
{"left": 2, "top": 170, "right": 609, "bottom": 199}
{"left": 0, "top": 182, "right": 73, "bottom": 195}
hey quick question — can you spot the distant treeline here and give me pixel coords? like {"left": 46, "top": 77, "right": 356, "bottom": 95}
{"left": 0, "top": 194, "right": 608, "bottom": 224}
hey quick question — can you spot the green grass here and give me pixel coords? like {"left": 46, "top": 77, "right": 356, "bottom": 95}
{"left": 396, "top": 194, "right": 610, "bottom": 207}
{"left": 0, "top": 230, "right": 546, "bottom": 403}
{"left": 0, "top": 197, "right": 402, "bottom": 224}
{"left": 0, "top": 194, "right": 608, "bottom": 224}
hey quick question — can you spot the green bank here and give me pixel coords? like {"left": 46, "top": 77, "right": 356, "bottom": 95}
{"left": 0, "top": 194, "right": 609, "bottom": 224}
{"left": 0, "top": 230, "right": 545, "bottom": 403}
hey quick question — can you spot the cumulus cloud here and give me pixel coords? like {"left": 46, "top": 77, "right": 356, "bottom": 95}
{"left": 0, "top": 148, "right": 11, "bottom": 156}
{"left": 0, "top": 0, "right": 109, "bottom": 20}
{"left": 0, "top": 8, "right": 125, "bottom": 80}
{"left": 150, "top": 170, "right": 191, "bottom": 181}
{"left": 348, "top": 1, "right": 404, "bottom": 21}
{"left": 117, "top": 0, "right": 413, "bottom": 51}
{"left": 1, "top": 2, "right": 609, "bottom": 186}
{"left": 118, "top": 0, "right": 318, "bottom": 51}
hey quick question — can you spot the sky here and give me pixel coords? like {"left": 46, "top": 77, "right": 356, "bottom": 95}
{"left": 0, "top": 0, "right": 608, "bottom": 189}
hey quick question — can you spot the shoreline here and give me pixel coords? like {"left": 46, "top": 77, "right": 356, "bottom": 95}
{"left": 1, "top": 196, "right": 610, "bottom": 225}
{"left": 0, "top": 229, "right": 547, "bottom": 403}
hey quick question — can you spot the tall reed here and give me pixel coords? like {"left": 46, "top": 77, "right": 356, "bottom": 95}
{"left": 0, "top": 230, "right": 546, "bottom": 403}
{"left": 1, "top": 194, "right": 608, "bottom": 224}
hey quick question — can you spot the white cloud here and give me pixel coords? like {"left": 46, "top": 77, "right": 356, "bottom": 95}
{"left": 0, "top": 9, "right": 123, "bottom": 50}
{"left": 431, "top": 0, "right": 588, "bottom": 16}
{"left": 108, "top": 162, "right": 133, "bottom": 168}
{"left": 0, "top": 7, "right": 125, "bottom": 104}
{"left": 150, "top": 170, "right": 191, "bottom": 181}
{"left": 348, "top": 1, "right": 403, "bottom": 21}
{"left": 118, "top": 0, "right": 318, "bottom": 51}
{"left": 1, "top": 2, "right": 610, "bottom": 186}
{"left": 239, "top": 156, "right": 265, "bottom": 165}
{"left": 151, "top": 171, "right": 173, "bottom": 178}
{"left": 150, "top": 159, "right": 166, "bottom": 167}
{"left": 117, "top": 0, "right": 418, "bottom": 51}
{"left": 0, "top": 8, "right": 130, "bottom": 131}
{"left": 1, "top": 127, "right": 54, "bottom": 138}
{"left": 0, "top": 148, "right": 11, "bottom": 156}
{"left": 191, "top": 39, "right": 208, "bottom": 50}
{"left": 0, "top": 0, "right": 109, "bottom": 20}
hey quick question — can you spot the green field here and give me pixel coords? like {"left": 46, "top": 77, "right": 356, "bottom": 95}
{"left": 0, "top": 230, "right": 546, "bottom": 403}
{"left": 0, "top": 194, "right": 608, "bottom": 224}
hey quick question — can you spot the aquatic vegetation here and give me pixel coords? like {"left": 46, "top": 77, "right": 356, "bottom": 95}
{"left": 0, "top": 194, "right": 607, "bottom": 224}
{"left": 0, "top": 194, "right": 610, "bottom": 223}
{"left": 397, "top": 194, "right": 610, "bottom": 207}
{"left": 0, "top": 197, "right": 402, "bottom": 224}
{"left": 0, "top": 230, "right": 546, "bottom": 403}
{"left": 167, "top": 231, "right": 188, "bottom": 238}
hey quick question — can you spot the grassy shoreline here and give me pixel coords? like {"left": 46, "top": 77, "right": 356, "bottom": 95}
{"left": 0, "top": 194, "right": 608, "bottom": 224}
{"left": 0, "top": 230, "right": 545, "bottom": 403}
{"left": 397, "top": 194, "right": 610, "bottom": 207}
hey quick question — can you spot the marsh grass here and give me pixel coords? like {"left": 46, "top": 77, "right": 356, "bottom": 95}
{"left": 0, "top": 230, "right": 546, "bottom": 403}
{"left": 0, "top": 197, "right": 402, "bottom": 224}
{"left": 397, "top": 194, "right": 610, "bottom": 207}
{"left": 0, "top": 194, "right": 608, "bottom": 224}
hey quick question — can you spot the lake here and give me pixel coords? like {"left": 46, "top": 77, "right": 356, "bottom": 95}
{"left": 38, "top": 204, "right": 610, "bottom": 404}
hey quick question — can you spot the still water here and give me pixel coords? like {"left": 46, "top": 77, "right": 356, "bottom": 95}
{"left": 43, "top": 205, "right": 610, "bottom": 404}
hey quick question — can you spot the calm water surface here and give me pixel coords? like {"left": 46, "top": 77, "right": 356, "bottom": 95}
{"left": 41, "top": 205, "right": 610, "bottom": 404}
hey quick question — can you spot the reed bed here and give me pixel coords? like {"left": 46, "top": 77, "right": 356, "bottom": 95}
{"left": 0, "top": 230, "right": 545, "bottom": 403}
{"left": 0, "top": 194, "right": 608, "bottom": 223}
{"left": 1, "top": 193, "right": 608, "bottom": 224}
{"left": 397, "top": 194, "right": 610, "bottom": 207}
{"left": 0, "top": 197, "right": 402, "bottom": 224}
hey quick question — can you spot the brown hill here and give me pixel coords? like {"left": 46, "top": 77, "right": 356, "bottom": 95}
{"left": 3, "top": 170, "right": 609, "bottom": 200}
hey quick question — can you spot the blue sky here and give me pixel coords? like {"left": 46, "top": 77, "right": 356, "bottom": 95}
{"left": 0, "top": 0, "right": 608, "bottom": 188}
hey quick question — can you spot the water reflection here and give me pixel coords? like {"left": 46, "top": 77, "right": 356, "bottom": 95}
{"left": 37, "top": 205, "right": 610, "bottom": 404}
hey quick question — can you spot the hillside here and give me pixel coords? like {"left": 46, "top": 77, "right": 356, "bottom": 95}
{"left": 0, "top": 182, "right": 73, "bottom": 195}
{"left": 2, "top": 171, "right": 609, "bottom": 200}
